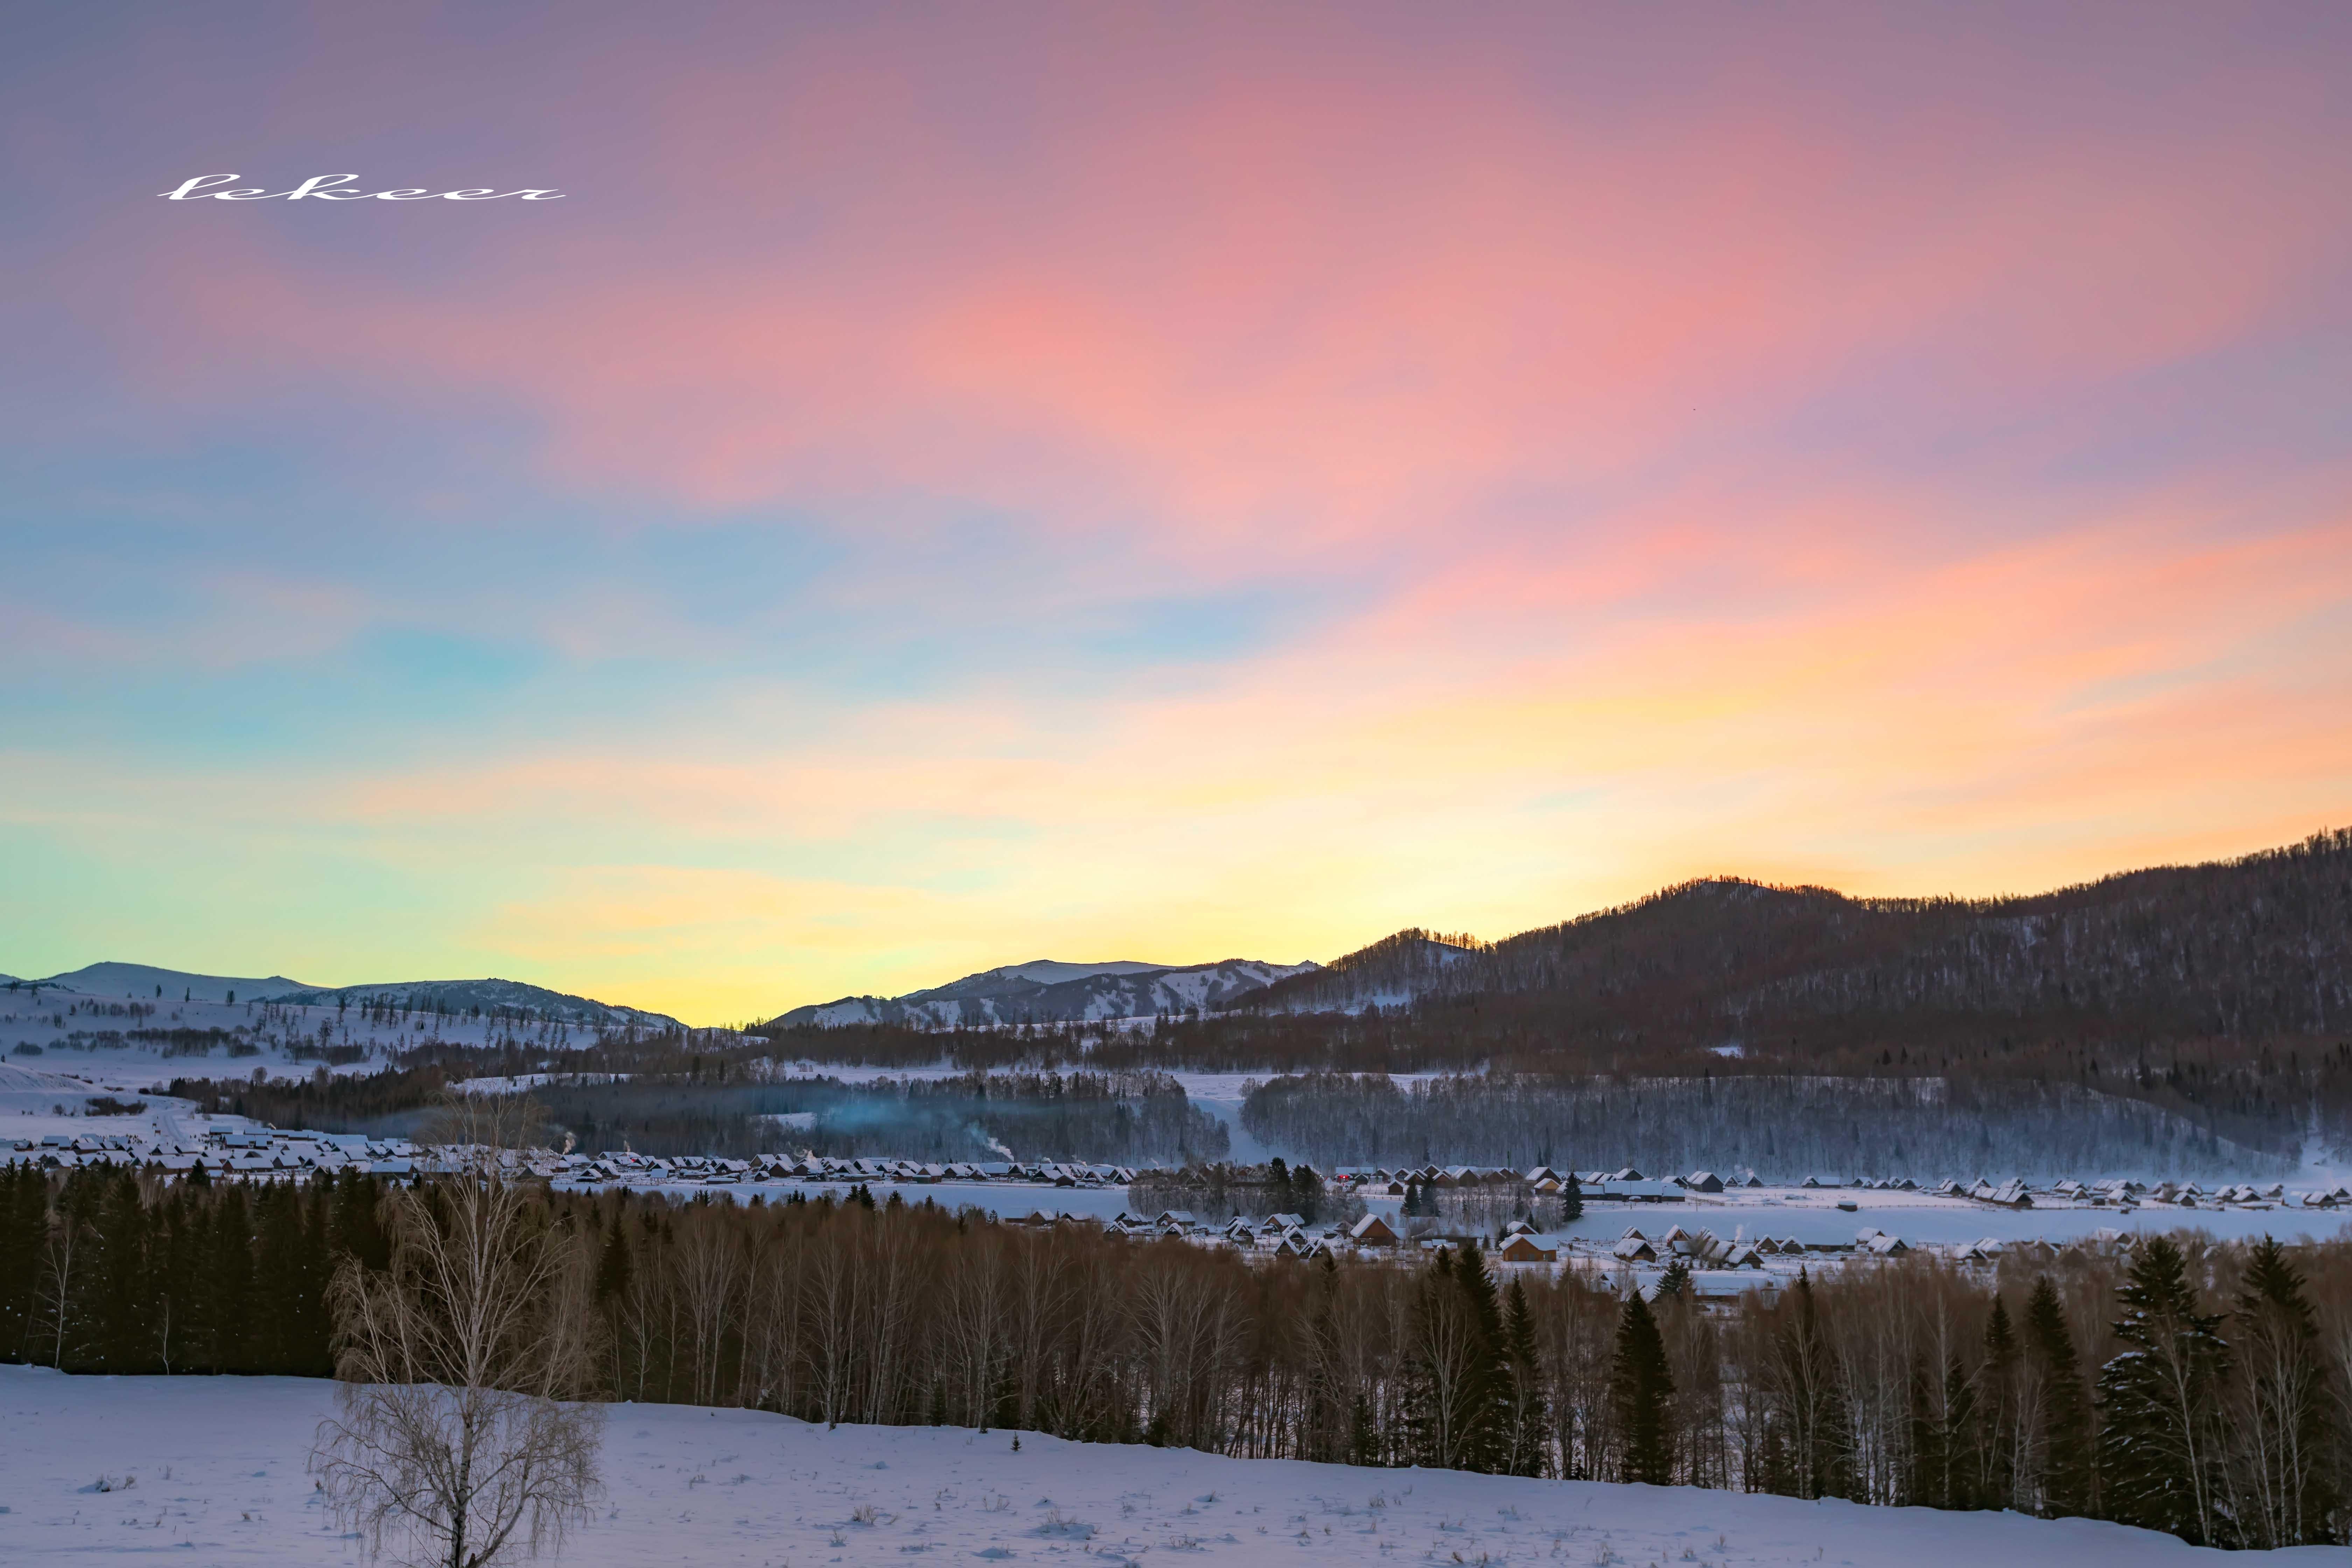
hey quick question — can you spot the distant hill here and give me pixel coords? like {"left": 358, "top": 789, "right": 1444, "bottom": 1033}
{"left": 20, "top": 962, "right": 681, "bottom": 1029}
{"left": 776, "top": 957, "right": 1321, "bottom": 1029}
{"left": 1221, "top": 931, "right": 1482, "bottom": 1014}
{"left": 30, "top": 962, "right": 314, "bottom": 1004}
{"left": 1229, "top": 829, "right": 2352, "bottom": 1055}
{"left": 260, "top": 978, "right": 683, "bottom": 1029}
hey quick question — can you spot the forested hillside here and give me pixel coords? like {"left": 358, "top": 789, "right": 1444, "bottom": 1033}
{"left": 1238, "top": 1073, "right": 2296, "bottom": 1180}
{"left": 1241, "top": 830, "right": 2352, "bottom": 1050}
{"left": 754, "top": 832, "right": 2352, "bottom": 1161}
{"left": 173, "top": 1066, "right": 1228, "bottom": 1164}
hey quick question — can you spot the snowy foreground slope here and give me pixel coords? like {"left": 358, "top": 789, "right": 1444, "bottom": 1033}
{"left": 1, "top": 1368, "right": 2333, "bottom": 1567}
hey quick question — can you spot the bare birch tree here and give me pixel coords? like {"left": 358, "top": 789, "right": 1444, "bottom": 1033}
{"left": 36, "top": 1210, "right": 83, "bottom": 1369}
{"left": 311, "top": 1096, "right": 605, "bottom": 1568}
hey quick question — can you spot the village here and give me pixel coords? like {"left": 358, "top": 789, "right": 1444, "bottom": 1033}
{"left": 13, "top": 1118, "right": 2351, "bottom": 1309}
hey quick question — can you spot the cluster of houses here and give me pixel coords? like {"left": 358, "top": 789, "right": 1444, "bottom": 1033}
{"left": 2037, "top": 1176, "right": 2346, "bottom": 1211}
{"left": 4, "top": 1128, "right": 423, "bottom": 1177}
{"left": 555, "top": 1152, "right": 1138, "bottom": 1189}
{"left": 1910, "top": 1175, "right": 2347, "bottom": 1213}
{"left": 0, "top": 1127, "right": 1141, "bottom": 1195}
{"left": 1339, "top": 1164, "right": 1746, "bottom": 1200}
{"left": 1069, "top": 1208, "right": 1395, "bottom": 1260}
{"left": 16, "top": 1128, "right": 2351, "bottom": 1228}
{"left": 1064, "top": 1206, "right": 1917, "bottom": 1289}
{"left": 1333, "top": 1163, "right": 2352, "bottom": 1213}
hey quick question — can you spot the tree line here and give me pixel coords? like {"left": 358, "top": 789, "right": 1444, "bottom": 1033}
{"left": 0, "top": 1161, "right": 366, "bottom": 1376}
{"left": 5, "top": 1160, "right": 2348, "bottom": 1547}
{"left": 528, "top": 1069, "right": 1226, "bottom": 1163}
{"left": 1128, "top": 1158, "right": 1355, "bottom": 1224}
{"left": 166, "top": 1068, "right": 1230, "bottom": 1166}
{"left": 1238, "top": 1071, "right": 2296, "bottom": 1180}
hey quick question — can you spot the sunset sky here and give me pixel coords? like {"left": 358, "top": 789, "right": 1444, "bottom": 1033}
{"left": 4, "top": 4, "right": 2349, "bottom": 1023}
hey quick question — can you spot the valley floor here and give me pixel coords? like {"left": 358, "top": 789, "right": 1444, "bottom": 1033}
{"left": 0, "top": 1366, "right": 2334, "bottom": 1567}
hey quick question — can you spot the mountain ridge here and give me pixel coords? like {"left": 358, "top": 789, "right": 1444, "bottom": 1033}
{"left": 261, "top": 977, "right": 684, "bottom": 1029}
{"left": 25, "top": 962, "right": 314, "bottom": 1004}
{"left": 1226, "top": 829, "right": 2352, "bottom": 1051}
{"left": 17, "top": 962, "right": 683, "bottom": 1029}
{"left": 777, "top": 957, "right": 1321, "bottom": 1029}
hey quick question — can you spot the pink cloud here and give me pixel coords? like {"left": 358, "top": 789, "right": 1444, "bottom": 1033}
{"left": 92, "top": 15, "right": 2348, "bottom": 573}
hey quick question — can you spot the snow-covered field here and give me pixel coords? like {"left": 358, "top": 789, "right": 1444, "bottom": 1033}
{"left": 0, "top": 1060, "right": 219, "bottom": 1149}
{"left": 0, "top": 988, "right": 501, "bottom": 1080}
{"left": 2, "top": 1366, "right": 2331, "bottom": 1567}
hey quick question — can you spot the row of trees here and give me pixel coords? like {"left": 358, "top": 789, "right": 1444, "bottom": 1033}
{"left": 4, "top": 1161, "right": 2348, "bottom": 1548}
{"left": 1128, "top": 1157, "right": 1349, "bottom": 1224}
{"left": 166, "top": 1068, "right": 1231, "bottom": 1165}
{"left": 0, "top": 1160, "right": 363, "bottom": 1376}
{"left": 1239, "top": 1071, "right": 2294, "bottom": 1180}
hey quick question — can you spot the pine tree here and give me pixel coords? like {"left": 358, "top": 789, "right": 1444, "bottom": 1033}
{"left": 90, "top": 1171, "right": 152, "bottom": 1373}
{"left": 1399, "top": 1246, "right": 1448, "bottom": 1465}
{"left": 1769, "top": 1269, "right": 1849, "bottom": 1499}
{"left": 1452, "top": 1240, "right": 1510, "bottom": 1473}
{"left": 1293, "top": 1163, "right": 1326, "bottom": 1225}
{"left": 171, "top": 1189, "right": 217, "bottom": 1372}
{"left": 1348, "top": 1391, "right": 1379, "bottom": 1468}
{"left": 1655, "top": 1258, "right": 1692, "bottom": 1303}
{"left": 2098, "top": 1236, "right": 2227, "bottom": 1543}
{"left": 0, "top": 1166, "right": 44, "bottom": 1362}
{"left": 206, "top": 1184, "right": 254, "bottom": 1373}
{"left": 289, "top": 1176, "right": 335, "bottom": 1374}
{"left": 2228, "top": 1237, "right": 2335, "bottom": 1546}
{"left": 1909, "top": 1347, "right": 1977, "bottom": 1510}
{"left": 1409, "top": 1244, "right": 1508, "bottom": 1472}
{"left": 1609, "top": 1287, "right": 1674, "bottom": 1484}
{"left": 250, "top": 1182, "right": 308, "bottom": 1373}
{"left": 596, "top": 1218, "right": 634, "bottom": 1307}
{"left": 1500, "top": 1276, "right": 1549, "bottom": 1476}
{"left": 329, "top": 1169, "right": 390, "bottom": 1272}
{"left": 2022, "top": 1275, "right": 2090, "bottom": 1518}
{"left": 153, "top": 1187, "right": 201, "bottom": 1375}
{"left": 1976, "top": 1293, "right": 2017, "bottom": 1507}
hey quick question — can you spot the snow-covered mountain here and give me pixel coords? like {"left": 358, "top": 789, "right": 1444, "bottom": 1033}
{"left": 260, "top": 977, "right": 682, "bottom": 1029}
{"left": 775, "top": 957, "right": 1322, "bottom": 1029}
{"left": 29, "top": 961, "right": 314, "bottom": 1004}
{"left": 21, "top": 962, "right": 681, "bottom": 1029}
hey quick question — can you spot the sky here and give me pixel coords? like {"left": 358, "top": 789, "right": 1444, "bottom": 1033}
{"left": 3, "top": 3, "right": 2349, "bottom": 1025}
